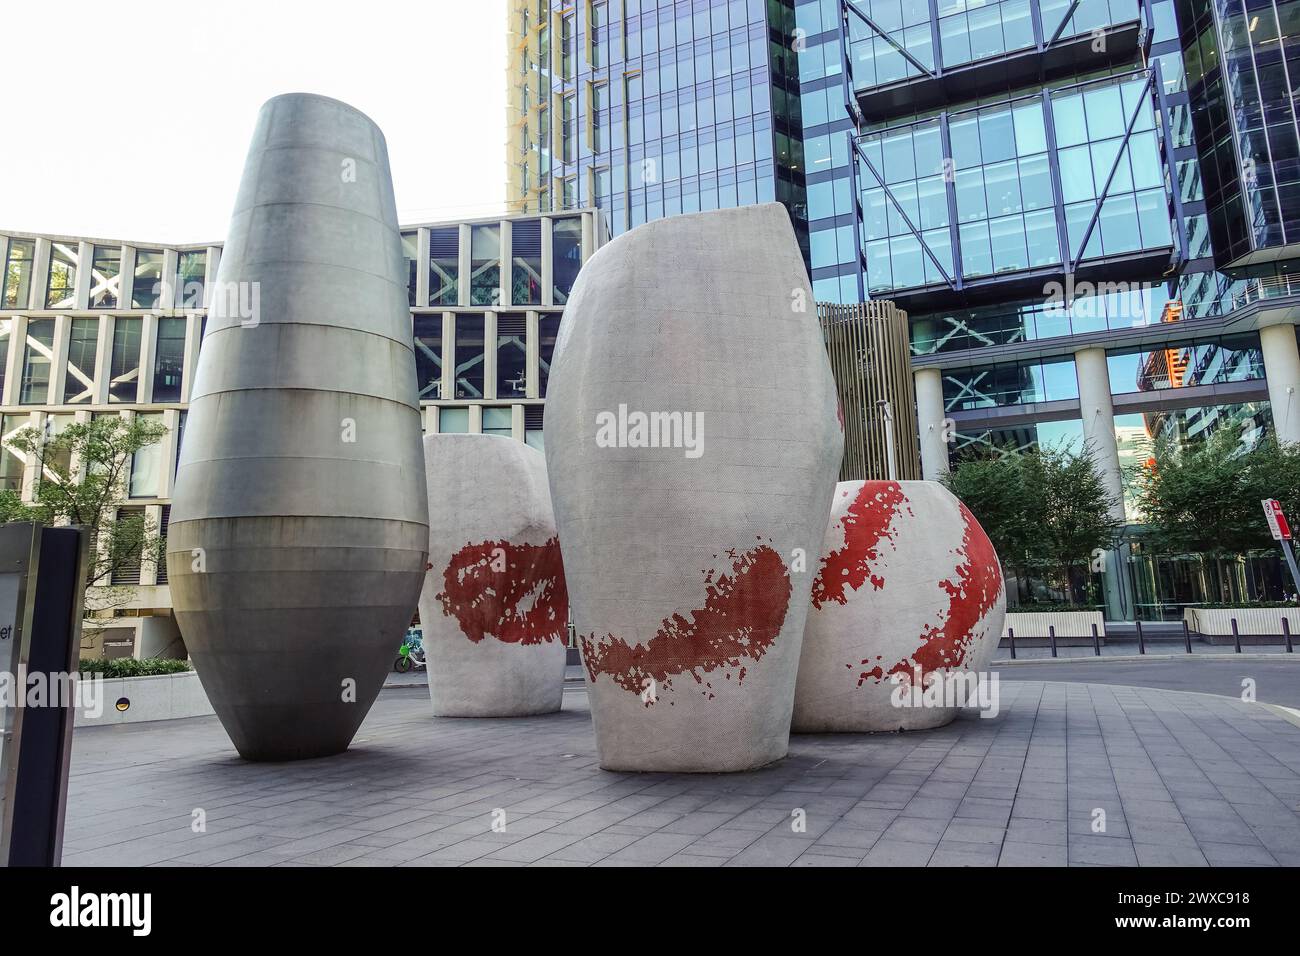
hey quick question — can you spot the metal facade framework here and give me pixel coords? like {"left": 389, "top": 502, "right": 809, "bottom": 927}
{"left": 819, "top": 300, "right": 922, "bottom": 482}
{"left": 847, "top": 67, "right": 1185, "bottom": 302}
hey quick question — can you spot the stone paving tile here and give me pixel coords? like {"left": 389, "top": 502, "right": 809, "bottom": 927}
{"left": 63, "top": 681, "right": 1300, "bottom": 867}
{"left": 859, "top": 839, "right": 937, "bottom": 867}
{"left": 998, "top": 841, "right": 1068, "bottom": 866}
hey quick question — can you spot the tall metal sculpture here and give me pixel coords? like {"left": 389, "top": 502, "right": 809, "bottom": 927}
{"left": 167, "top": 94, "right": 429, "bottom": 760}
{"left": 544, "top": 204, "right": 843, "bottom": 772}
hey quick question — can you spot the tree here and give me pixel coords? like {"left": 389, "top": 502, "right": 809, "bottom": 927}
{"left": 1133, "top": 431, "right": 1300, "bottom": 601}
{"left": 941, "top": 449, "right": 1033, "bottom": 595}
{"left": 946, "top": 442, "right": 1121, "bottom": 606}
{"left": 1133, "top": 429, "right": 1274, "bottom": 556}
{"left": 0, "top": 416, "right": 169, "bottom": 613}
{"left": 1022, "top": 444, "right": 1123, "bottom": 604}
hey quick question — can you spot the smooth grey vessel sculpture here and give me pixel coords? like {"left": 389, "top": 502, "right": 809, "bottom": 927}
{"left": 166, "top": 93, "right": 429, "bottom": 761}
{"left": 544, "top": 203, "right": 843, "bottom": 772}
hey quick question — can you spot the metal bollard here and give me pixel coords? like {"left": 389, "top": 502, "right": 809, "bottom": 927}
{"left": 1092, "top": 622, "right": 1101, "bottom": 656}
{"left": 1008, "top": 627, "right": 1016, "bottom": 660}
{"left": 1285, "top": 617, "right": 1294, "bottom": 654}
{"left": 1136, "top": 619, "right": 1145, "bottom": 655}
{"left": 1231, "top": 617, "right": 1241, "bottom": 654}
{"left": 1048, "top": 624, "right": 1058, "bottom": 658}
{"left": 1182, "top": 619, "right": 1192, "bottom": 654}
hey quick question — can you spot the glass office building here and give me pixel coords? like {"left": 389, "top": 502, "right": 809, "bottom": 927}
{"left": 0, "top": 210, "right": 602, "bottom": 656}
{"left": 507, "top": 0, "right": 1300, "bottom": 619}
{"left": 507, "top": 0, "right": 810, "bottom": 254}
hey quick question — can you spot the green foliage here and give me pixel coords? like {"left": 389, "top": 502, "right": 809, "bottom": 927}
{"left": 78, "top": 657, "right": 192, "bottom": 678}
{"left": 945, "top": 442, "right": 1122, "bottom": 604}
{"left": 1132, "top": 433, "right": 1300, "bottom": 555}
{"left": 938, "top": 451, "right": 1029, "bottom": 566}
{"left": 0, "top": 416, "right": 168, "bottom": 610}
{"left": 1025, "top": 444, "right": 1123, "bottom": 592}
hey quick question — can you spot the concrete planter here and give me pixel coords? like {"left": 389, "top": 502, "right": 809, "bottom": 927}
{"left": 75, "top": 671, "right": 213, "bottom": 727}
{"left": 793, "top": 481, "right": 1006, "bottom": 733}
{"left": 545, "top": 204, "right": 843, "bottom": 772}
{"left": 1184, "top": 607, "right": 1300, "bottom": 636}
{"left": 1003, "top": 610, "right": 1105, "bottom": 638}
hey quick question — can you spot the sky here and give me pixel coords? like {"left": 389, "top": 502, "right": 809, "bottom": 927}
{"left": 0, "top": 0, "right": 507, "bottom": 243}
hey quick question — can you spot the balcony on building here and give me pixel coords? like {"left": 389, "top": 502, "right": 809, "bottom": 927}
{"left": 855, "top": 69, "right": 1179, "bottom": 313}
{"left": 845, "top": 0, "right": 1150, "bottom": 122}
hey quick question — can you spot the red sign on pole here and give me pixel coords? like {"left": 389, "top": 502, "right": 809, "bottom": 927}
{"left": 1263, "top": 499, "right": 1292, "bottom": 540}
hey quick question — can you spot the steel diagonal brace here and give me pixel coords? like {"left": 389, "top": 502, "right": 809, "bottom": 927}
{"left": 843, "top": 0, "right": 937, "bottom": 79}
{"left": 852, "top": 137, "right": 957, "bottom": 290}
{"left": 1046, "top": 0, "right": 1085, "bottom": 47}
{"left": 1069, "top": 71, "right": 1156, "bottom": 273}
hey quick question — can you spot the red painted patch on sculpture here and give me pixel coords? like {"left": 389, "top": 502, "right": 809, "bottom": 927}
{"left": 580, "top": 544, "right": 792, "bottom": 699}
{"left": 857, "top": 502, "right": 1003, "bottom": 686}
{"left": 437, "top": 537, "right": 569, "bottom": 646}
{"left": 811, "top": 481, "right": 908, "bottom": 609}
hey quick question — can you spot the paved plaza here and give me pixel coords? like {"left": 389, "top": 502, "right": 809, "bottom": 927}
{"left": 64, "top": 677, "right": 1300, "bottom": 867}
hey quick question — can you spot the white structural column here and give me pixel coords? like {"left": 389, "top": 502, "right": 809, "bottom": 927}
{"left": 1074, "top": 347, "right": 1124, "bottom": 520}
{"left": 1075, "top": 346, "right": 1127, "bottom": 621}
{"left": 914, "top": 366, "right": 949, "bottom": 481}
{"left": 1260, "top": 323, "right": 1300, "bottom": 445}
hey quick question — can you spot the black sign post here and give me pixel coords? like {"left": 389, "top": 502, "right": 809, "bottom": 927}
{"left": 0, "top": 522, "right": 89, "bottom": 867}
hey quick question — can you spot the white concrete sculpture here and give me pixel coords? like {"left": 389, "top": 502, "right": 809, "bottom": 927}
{"left": 418, "top": 434, "right": 569, "bottom": 716}
{"left": 544, "top": 203, "right": 843, "bottom": 772}
{"left": 792, "top": 480, "right": 1006, "bottom": 732}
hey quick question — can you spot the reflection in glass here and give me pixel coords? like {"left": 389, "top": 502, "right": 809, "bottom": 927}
{"left": 942, "top": 356, "right": 1078, "bottom": 410}
{"left": 950, "top": 417, "right": 1085, "bottom": 464}
{"left": 401, "top": 232, "right": 418, "bottom": 306}
{"left": 483, "top": 406, "right": 513, "bottom": 438}
{"left": 496, "top": 315, "right": 527, "bottom": 398}
{"left": 470, "top": 226, "right": 501, "bottom": 306}
{"left": 551, "top": 218, "right": 582, "bottom": 304}
{"left": 1106, "top": 334, "right": 1265, "bottom": 395}
{"left": 40, "top": 413, "right": 76, "bottom": 478}
{"left": 454, "top": 316, "right": 485, "bottom": 398}
{"left": 0, "top": 320, "right": 10, "bottom": 398}
{"left": 3, "top": 239, "right": 35, "bottom": 309}
{"left": 0, "top": 414, "right": 27, "bottom": 490}
{"left": 129, "top": 412, "right": 165, "bottom": 498}
{"left": 109, "top": 317, "right": 142, "bottom": 403}
{"left": 152, "top": 317, "right": 186, "bottom": 403}
{"left": 45, "top": 242, "right": 78, "bottom": 308}
{"left": 20, "top": 319, "right": 55, "bottom": 404}
{"left": 90, "top": 246, "right": 121, "bottom": 308}
{"left": 175, "top": 251, "right": 206, "bottom": 309}
{"left": 511, "top": 220, "right": 543, "bottom": 305}
{"left": 439, "top": 407, "right": 470, "bottom": 433}
{"left": 132, "top": 250, "right": 164, "bottom": 309}
{"left": 64, "top": 318, "right": 99, "bottom": 404}
{"left": 1114, "top": 402, "right": 1272, "bottom": 522}
{"left": 413, "top": 314, "right": 443, "bottom": 400}
{"left": 429, "top": 228, "right": 459, "bottom": 306}
{"left": 538, "top": 315, "right": 562, "bottom": 397}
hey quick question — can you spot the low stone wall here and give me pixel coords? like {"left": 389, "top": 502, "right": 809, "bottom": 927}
{"left": 1003, "top": 610, "right": 1106, "bottom": 638}
{"left": 75, "top": 671, "right": 213, "bottom": 727}
{"left": 1184, "top": 607, "right": 1300, "bottom": 637}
